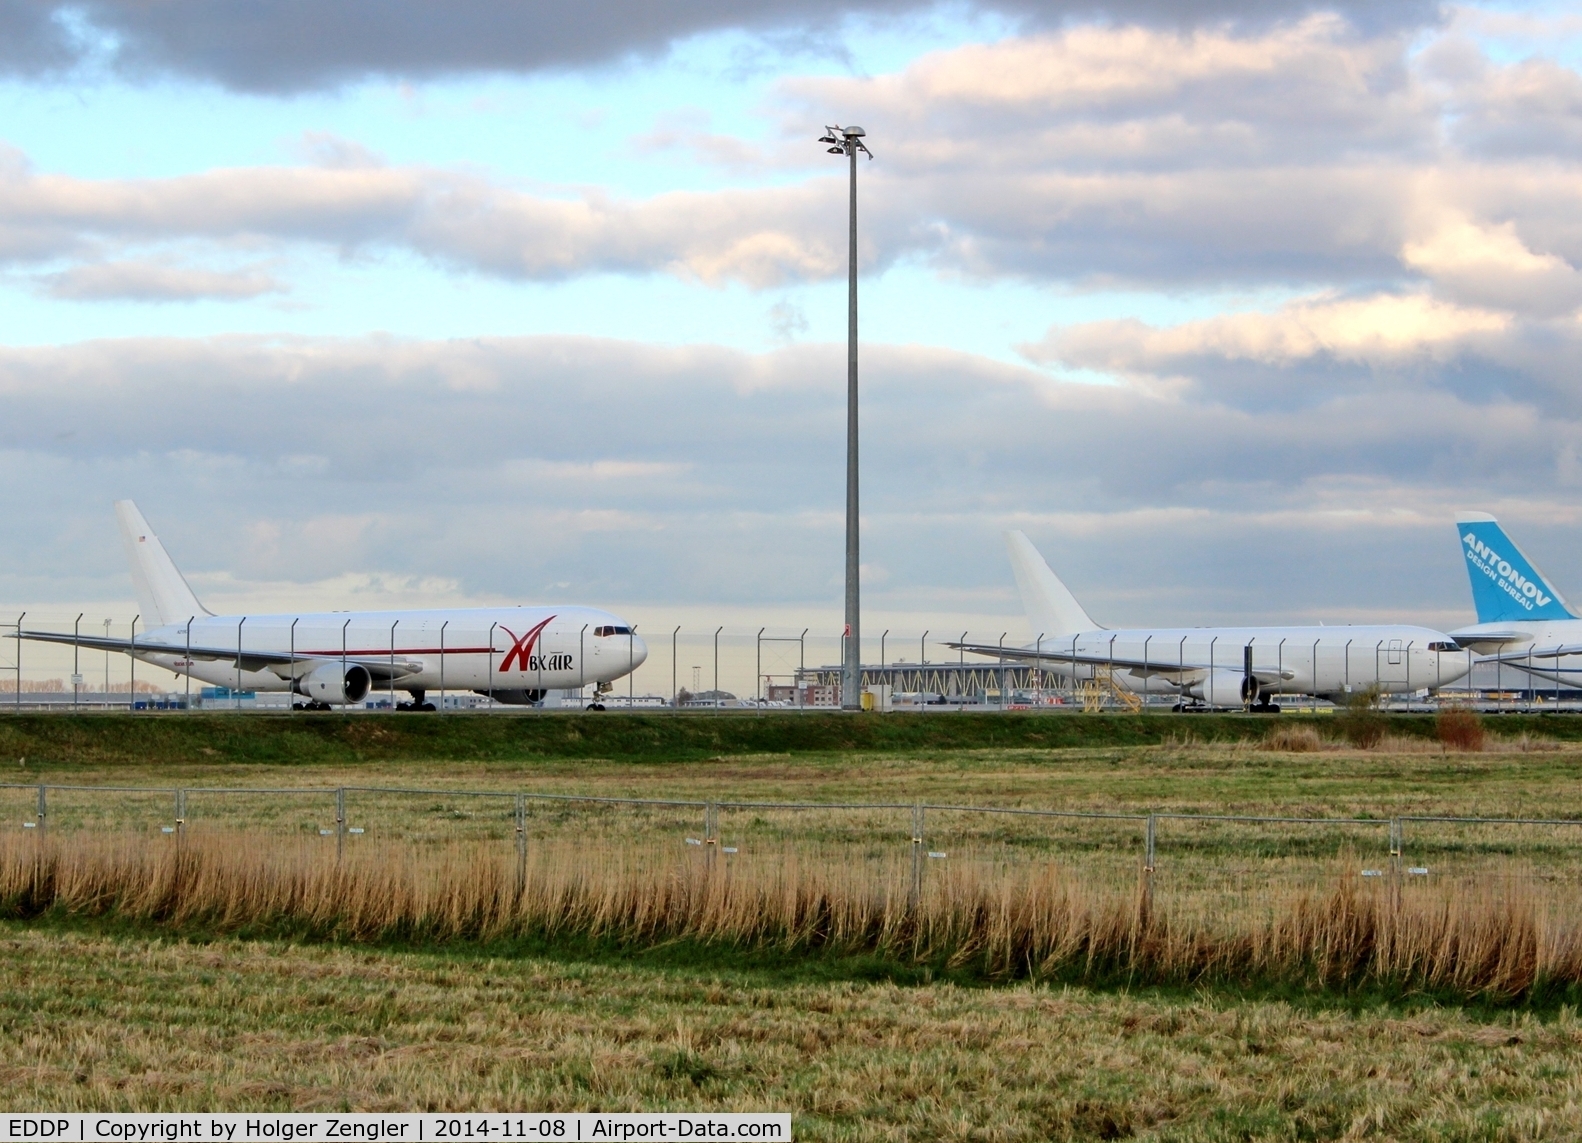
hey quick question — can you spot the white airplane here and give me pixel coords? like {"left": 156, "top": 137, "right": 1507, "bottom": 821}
{"left": 17, "top": 501, "right": 649, "bottom": 710}
{"left": 1446, "top": 513, "right": 1582, "bottom": 688}
{"left": 951, "top": 531, "right": 1470, "bottom": 709}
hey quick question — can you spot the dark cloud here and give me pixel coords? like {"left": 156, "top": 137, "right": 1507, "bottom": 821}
{"left": 0, "top": 0, "right": 1442, "bottom": 92}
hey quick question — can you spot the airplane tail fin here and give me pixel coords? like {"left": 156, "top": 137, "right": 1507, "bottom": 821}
{"left": 1005, "top": 530, "right": 1100, "bottom": 636}
{"left": 114, "top": 501, "right": 210, "bottom": 627}
{"left": 1456, "top": 512, "right": 1575, "bottom": 623}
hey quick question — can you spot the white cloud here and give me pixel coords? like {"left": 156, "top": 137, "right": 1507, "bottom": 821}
{"left": 1033, "top": 292, "right": 1513, "bottom": 376}
{"left": 1401, "top": 213, "right": 1582, "bottom": 315}
{"left": 0, "top": 16, "right": 1577, "bottom": 312}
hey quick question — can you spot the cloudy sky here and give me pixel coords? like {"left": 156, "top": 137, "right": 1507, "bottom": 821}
{"left": 4, "top": 0, "right": 1582, "bottom": 676}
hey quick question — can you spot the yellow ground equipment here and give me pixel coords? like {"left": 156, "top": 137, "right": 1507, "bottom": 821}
{"left": 1079, "top": 665, "right": 1142, "bottom": 713}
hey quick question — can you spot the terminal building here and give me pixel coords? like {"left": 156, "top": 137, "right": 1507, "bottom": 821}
{"left": 792, "top": 661, "right": 1073, "bottom": 706}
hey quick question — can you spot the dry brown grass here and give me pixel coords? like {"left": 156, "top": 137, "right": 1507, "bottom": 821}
{"left": 3, "top": 832, "right": 1578, "bottom": 1001}
{"left": 1260, "top": 724, "right": 1324, "bottom": 752}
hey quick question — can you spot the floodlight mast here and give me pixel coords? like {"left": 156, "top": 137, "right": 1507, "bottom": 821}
{"left": 819, "top": 124, "right": 872, "bottom": 710}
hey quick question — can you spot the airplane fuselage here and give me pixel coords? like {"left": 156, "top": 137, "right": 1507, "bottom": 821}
{"left": 131, "top": 605, "right": 649, "bottom": 699}
{"left": 1041, "top": 624, "right": 1469, "bottom": 703}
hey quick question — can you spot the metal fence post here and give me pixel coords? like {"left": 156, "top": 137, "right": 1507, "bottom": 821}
{"left": 36, "top": 785, "right": 45, "bottom": 835}
{"left": 713, "top": 627, "right": 722, "bottom": 713}
{"left": 336, "top": 788, "right": 346, "bottom": 861}
{"left": 175, "top": 788, "right": 186, "bottom": 837}
{"left": 910, "top": 802, "right": 924, "bottom": 909}
{"left": 186, "top": 617, "right": 194, "bottom": 713}
{"left": 488, "top": 621, "right": 497, "bottom": 711}
{"left": 1389, "top": 817, "right": 1402, "bottom": 903}
{"left": 705, "top": 802, "right": 718, "bottom": 873}
{"left": 515, "top": 793, "right": 527, "bottom": 897}
{"left": 129, "top": 615, "right": 138, "bottom": 712}
{"left": 1143, "top": 814, "right": 1156, "bottom": 915}
{"left": 800, "top": 629, "right": 808, "bottom": 711}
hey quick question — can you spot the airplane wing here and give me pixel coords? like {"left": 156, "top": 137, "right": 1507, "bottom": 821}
{"left": 1447, "top": 629, "right": 1532, "bottom": 653}
{"left": 1476, "top": 643, "right": 1582, "bottom": 664}
{"left": 946, "top": 640, "right": 1294, "bottom": 681}
{"left": 12, "top": 629, "right": 425, "bottom": 681}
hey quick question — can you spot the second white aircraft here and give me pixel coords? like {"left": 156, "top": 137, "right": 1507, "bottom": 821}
{"left": 954, "top": 532, "right": 1470, "bottom": 709}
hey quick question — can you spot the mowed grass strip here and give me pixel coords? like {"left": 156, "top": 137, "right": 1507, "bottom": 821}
{"left": 2, "top": 924, "right": 1580, "bottom": 1137}
{"left": 5, "top": 733, "right": 1582, "bottom": 824}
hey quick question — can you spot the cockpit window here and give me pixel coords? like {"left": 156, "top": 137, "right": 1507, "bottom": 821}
{"left": 1427, "top": 641, "right": 1460, "bottom": 652}
{"left": 593, "top": 626, "right": 632, "bottom": 637}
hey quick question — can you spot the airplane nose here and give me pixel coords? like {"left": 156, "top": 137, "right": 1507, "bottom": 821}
{"left": 631, "top": 635, "right": 649, "bottom": 668}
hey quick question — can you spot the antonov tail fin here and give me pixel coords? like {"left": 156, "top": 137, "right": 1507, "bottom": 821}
{"left": 1456, "top": 512, "right": 1575, "bottom": 623}
{"left": 114, "top": 500, "right": 210, "bottom": 627}
{"left": 1005, "top": 530, "right": 1100, "bottom": 637}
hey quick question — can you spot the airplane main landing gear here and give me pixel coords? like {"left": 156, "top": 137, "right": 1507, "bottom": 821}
{"left": 396, "top": 689, "right": 437, "bottom": 712}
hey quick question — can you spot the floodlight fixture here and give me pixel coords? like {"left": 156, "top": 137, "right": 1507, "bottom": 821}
{"left": 818, "top": 123, "right": 874, "bottom": 709}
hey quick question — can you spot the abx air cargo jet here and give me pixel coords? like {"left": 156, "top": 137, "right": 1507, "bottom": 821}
{"left": 16, "top": 501, "right": 648, "bottom": 710}
{"left": 951, "top": 532, "right": 1470, "bottom": 709}
{"left": 1448, "top": 513, "right": 1582, "bottom": 688}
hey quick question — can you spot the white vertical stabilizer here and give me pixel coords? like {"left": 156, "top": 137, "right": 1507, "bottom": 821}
{"left": 114, "top": 500, "right": 210, "bottom": 627}
{"left": 1005, "top": 530, "right": 1100, "bottom": 637}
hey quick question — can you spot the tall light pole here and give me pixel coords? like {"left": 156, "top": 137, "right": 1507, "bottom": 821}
{"left": 819, "top": 124, "right": 872, "bottom": 709}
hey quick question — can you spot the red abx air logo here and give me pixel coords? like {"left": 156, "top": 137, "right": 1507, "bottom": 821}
{"left": 498, "top": 616, "right": 573, "bottom": 673}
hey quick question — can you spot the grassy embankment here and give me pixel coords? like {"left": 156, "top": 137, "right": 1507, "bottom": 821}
{"left": 4, "top": 707, "right": 1582, "bottom": 767}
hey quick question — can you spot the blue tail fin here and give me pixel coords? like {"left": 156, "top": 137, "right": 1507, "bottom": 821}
{"left": 1457, "top": 513, "right": 1576, "bottom": 622}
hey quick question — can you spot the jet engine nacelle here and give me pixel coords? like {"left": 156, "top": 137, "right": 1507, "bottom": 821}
{"left": 298, "top": 662, "right": 372, "bottom": 705}
{"left": 477, "top": 689, "right": 546, "bottom": 706}
{"left": 1186, "top": 668, "right": 1259, "bottom": 707}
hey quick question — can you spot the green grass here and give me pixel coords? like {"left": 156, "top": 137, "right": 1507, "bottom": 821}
{"left": 8, "top": 709, "right": 1579, "bottom": 770}
{"left": 3, "top": 713, "right": 1582, "bottom": 820}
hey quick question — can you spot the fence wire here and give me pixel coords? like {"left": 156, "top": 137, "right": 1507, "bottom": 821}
{"left": 4, "top": 781, "right": 1579, "bottom": 897}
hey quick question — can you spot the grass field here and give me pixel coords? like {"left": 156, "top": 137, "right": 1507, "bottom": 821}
{"left": 4, "top": 924, "right": 1581, "bottom": 1137}
{"left": 4, "top": 711, "right": 1582, "bottom": 1129}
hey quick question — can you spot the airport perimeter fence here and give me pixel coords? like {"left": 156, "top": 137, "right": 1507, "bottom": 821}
{"left": 14, "top": 610, "right": 1580, "bottom": 716}
{"left": 4, "top": 781, "right": 1582, "bottom": 917}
